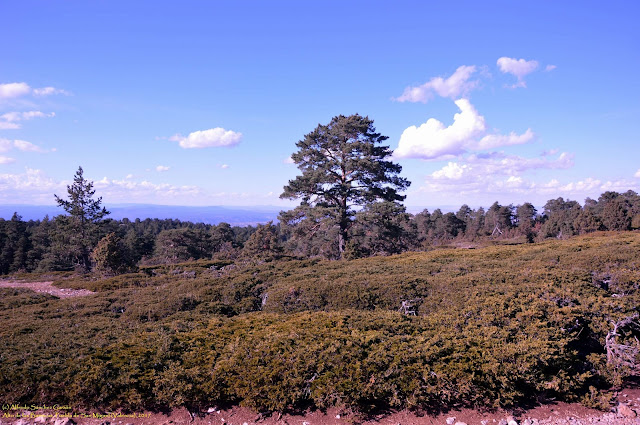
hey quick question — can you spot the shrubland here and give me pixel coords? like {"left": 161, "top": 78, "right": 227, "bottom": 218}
{"left": 1, "top": 232, "right": 639, "bottom": 414}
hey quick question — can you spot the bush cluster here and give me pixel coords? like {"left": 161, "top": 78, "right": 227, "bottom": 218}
{"left": 1, "top": 232, "right": 639, "bottom": 414}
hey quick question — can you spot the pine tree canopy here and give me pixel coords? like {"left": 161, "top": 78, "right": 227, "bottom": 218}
{"left": 280, "top": 114, "right": 410, "bottom": 256}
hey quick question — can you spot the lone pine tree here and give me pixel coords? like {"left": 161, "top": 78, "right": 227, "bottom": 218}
{"left": 54, "top": 166, "right": 110, "bottom": 271}
{"left": 280, "top": 114, "right": 410, "bottom": 257}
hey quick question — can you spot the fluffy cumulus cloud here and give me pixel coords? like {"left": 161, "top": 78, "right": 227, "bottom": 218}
{"left": 0, "top": 82, "right": 69, "bottom": 99}
{"left": 156, "top": 165, "right": 170, "bottom": 172}
{"left": 395, "top": 65, "right": 478, "bottom": 103}
{"left": 427, "top": 152, "right": 574, "bottom": 184}
{"left": 170, "top": 127, "right": 242, "bottom": 149}
{"left": 0, "top": 83, "right": 31, "bottom": 99}
{"left": 497, "top": 57, "right": 539, "bottom": 87}
{"left": 414, "top": 153, "right": 639, "bottom": 206}
{"left": 394, "top": 99, "right": 533, "bottom": 160}
{"left": 0, "top": 168, "right": 64, "bottom": 203}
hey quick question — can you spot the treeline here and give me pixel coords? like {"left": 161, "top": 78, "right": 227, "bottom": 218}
{"left": 1, "top": 189, "right": 639, "bottom": 275}
{"left": 0, "top": 216, "right": 256, "bottom": 275}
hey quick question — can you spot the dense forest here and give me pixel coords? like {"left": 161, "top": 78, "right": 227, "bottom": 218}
{"left": 1, "top": 188, "right": 639, "bottom": 275}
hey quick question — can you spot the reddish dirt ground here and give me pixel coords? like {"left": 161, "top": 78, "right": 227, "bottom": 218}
{"left": 2, "top": 390, "right": 640, "bottom": 425}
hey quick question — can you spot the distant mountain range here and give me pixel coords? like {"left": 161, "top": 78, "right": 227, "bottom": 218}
{"left": 0, "top": 204, "right": 466, "bottom": 226}
{"left": 0, "top": 204, "right": 284, "bottom": 226}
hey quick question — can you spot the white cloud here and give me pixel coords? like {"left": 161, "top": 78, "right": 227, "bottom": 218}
{"left": 0, "top": 122, "right": 20, "bottom": 130}
{"left": 13, "top": 140, "right": 47, "bottom": 153}
{"left": 477, "top": 129, "right": 535, "bottom": 150}
{"left": 545, "top": 65, "right": 557, "bottom": 72}
{"left": 283, "top": 156, "right": 295, "bottom": 164}
{"left": 414, "top": 154, "right": 639, "bottom": 206}
{"left": 634, "top": 169, "right": 640, "bottom": 178}
{"left": 0, "top": 83, "right": 31, "bottom": 99}
{"left": 0, "top": 111, "right": 55, "bottom": 130}
{"left": 220, "top": 164, "right": 229, "bottom": 169}
{"left": 170, "top": 127, "right": 242, "bottom": 149}
{"left": 497, "top": 57, "right": 539, "bottom": 87}
{"left": 33, "top": 86, "right": 70, "bottom": 96}
{"left": 0, "top": 156, "right": 16, "bottom": 164}
{"left": 395, "top": 65, "right": 478, "bottom": 103}
{"left": 156, "top": 165, "right": 170, "bottom": 172}
{"left": 0, "top": 83, "right": 69, "bottom": 99}
{"left": 428, "top": 152, "right": 574, "bottom": 185}
{"left": 394, "top": 99, "right": 533, "bottom": 160}
{"left": 0, "top": 138, "right": 50, "bottom": 154}
{"left": 0, "top": 138, "right": 11, "bottom": 153}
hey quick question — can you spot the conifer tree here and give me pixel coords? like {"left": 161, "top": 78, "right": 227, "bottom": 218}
{"left": 280, "top": 114, "right": 410, "bottom": 258}
{"left": 54, "top": 166, "right": 109, "bottom": 271}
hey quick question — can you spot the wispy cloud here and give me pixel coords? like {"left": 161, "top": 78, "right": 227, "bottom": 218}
{"left": 497, "top": 57, "right": 539, "bottom": 88}
{"left": 394, "top": 99, "right": 533, "bottom": 160}
{"left": 33, "top": 87, "right": 71, "bottom": 96}
{"left": 545, "top": 64, "right": 557, "bottom": 72}
{"left": 0, "top": 137, "right": 51, "bottom": 153}
{"left": 395, "top": 65, "right": 479, "bottom": 103}
{"left": 635, "top": 169, "right": 640, "bottom": 178}
{"left": 0, "top": 82, "right": 70, "bottom": 99}
{"left": 170, "top": 127, "right": 242, "bottom": 149}
{"left": 0, "top": 111, "right": 55, "bottom": 129}
{"left": 156, "top": 165, "right": 170, "bottom": 172}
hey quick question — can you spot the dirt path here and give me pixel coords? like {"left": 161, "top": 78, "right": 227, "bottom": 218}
{"left": 2, "top": 395, "right": 640, "bottom": 425}
{"left": 0, "top": 279, "right": 95, "bottom": 298}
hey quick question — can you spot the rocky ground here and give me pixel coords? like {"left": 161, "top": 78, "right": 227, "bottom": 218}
{"left": 2, "top": 391, "right": 640, "bottom": 425}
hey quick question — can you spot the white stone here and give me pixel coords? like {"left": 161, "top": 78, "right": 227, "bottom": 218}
{"left": 335, "top": 415, "right": 340, "bottom": 419}
{"left": 446, "top": 417, "right": 456, "bottom": 425}
{"left": 454, "top": 422, "right": 468, "bottom": 425}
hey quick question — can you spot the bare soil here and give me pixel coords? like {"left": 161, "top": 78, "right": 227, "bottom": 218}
{"left": 0, "top": 279, "right": 95, "bottom": 298}
{"left": 2, "top": 390, "right": 640, "bottom": 425}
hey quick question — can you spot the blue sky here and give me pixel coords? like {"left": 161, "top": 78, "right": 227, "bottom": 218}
{"left": 1, "top": 1, "right": 639, "bottom": 210}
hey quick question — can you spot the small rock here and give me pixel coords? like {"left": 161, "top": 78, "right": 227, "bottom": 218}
{"left": 522, "top": 419, "right": 532, "bottom": 425}
{"left": 243, "top": 422, "right": 248, "bottom": 425}
{"left": 208, "top": 407, "right": 217, "bottom": 413}
{"left": 446, "top": 417, "right": 456, "bottom": 425}
{"left": 335, "top": 414, "right": 340, "bottom": 419}
{"left": 303, "top": 422, "right": 310, "bottom": 425}
{"left": 498, "top": 420, "right": 508, "bottom": 425}
{"left": 454, "top": 422, "right": 468, "bottom": 425}
{"left": 507, "top": 416, "right": 518, "bottom": 425}
{"left": 481, "top": 420, "right": 489, "bottom": 425}
{"left": 617, "top": 402, "right": 637, "bottom": 418}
